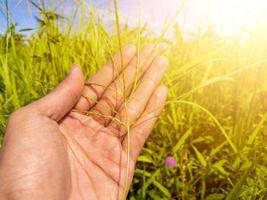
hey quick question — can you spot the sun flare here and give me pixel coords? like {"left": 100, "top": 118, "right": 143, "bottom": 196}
{"left": 204, "top": 0, "right": 267, "bottom": 35}
{"left": 138, "top": 0, "right": 267, "bottom": 37}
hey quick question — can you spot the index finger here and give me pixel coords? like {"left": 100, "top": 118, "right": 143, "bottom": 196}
{"left": 75, "top": 44, "right": 137, "bottom": 111}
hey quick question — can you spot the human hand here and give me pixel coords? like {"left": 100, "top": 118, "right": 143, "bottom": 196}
{"left": 0, "top": 44, "right": 168, "bottom": 200}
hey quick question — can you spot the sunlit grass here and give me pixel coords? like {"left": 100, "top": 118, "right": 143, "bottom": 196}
{"left": 0, "top": 1, "right": 267, "bottom": 200}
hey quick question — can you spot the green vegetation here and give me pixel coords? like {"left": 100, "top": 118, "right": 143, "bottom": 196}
{"left": 0, "top": 1, "right": 266, "bottom": 199}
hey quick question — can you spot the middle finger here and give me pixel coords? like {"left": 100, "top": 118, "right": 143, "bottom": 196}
{"left": 91, "top": 44, "right": 161, "bottom": 125}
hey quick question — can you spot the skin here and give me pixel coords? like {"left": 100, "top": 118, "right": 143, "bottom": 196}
{"left": 0, "top": 44, "right": 168, "bottom": 200}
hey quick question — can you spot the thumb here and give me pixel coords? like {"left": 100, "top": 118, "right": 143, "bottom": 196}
{"left": 31, "top": 66, "right": 84, "bottom": 121}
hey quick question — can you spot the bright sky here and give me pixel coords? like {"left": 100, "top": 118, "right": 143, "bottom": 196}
{"left": 1, "top": 0, "right": 267, "bottom": 39}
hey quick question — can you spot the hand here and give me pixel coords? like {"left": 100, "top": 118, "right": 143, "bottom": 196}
{"left": 0, "top": 44, "right": 168, "bottom": 200}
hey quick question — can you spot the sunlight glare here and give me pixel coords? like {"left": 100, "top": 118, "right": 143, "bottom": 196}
{"left": 206, "top": 0, "right": 267, "bottom": 35}
{"left": 139, "top": 0, "right": 267, "bottom": 38}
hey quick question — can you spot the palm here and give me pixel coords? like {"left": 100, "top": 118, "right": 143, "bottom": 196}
{"left": 0, "top": 44, "right": 168, "bottom": 200}
{"left": 60, "top": 113, "right": 133, "bottom": 200}
{"left": 57, "top": 44, "right": 168, "bottom": 199}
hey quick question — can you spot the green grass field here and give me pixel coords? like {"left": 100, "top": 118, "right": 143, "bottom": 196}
{"left": 0, "top": 1, "right": 266, "bottom": 199}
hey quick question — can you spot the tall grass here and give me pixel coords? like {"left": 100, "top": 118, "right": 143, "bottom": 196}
{"left": 0, "top": 1, "right": 267, "bottom": 199}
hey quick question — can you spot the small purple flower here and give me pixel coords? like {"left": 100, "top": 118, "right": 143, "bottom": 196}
{"left": 166, "top": 156, "right": 176, "bottom": 168}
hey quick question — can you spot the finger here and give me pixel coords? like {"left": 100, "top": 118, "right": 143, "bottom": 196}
{"left": 123, "top": 85, "right": 168, "bottom": 160}
{"left": 75, "top": 44, "right": 136, "bottom": 111}
{"left": 109, "top": 56, "right": 168, "bottom": 129}
{"left": 92, "top": 44, "right": 161, "bottom": 125}
{"left": 30, "top": 66, "right": 84, "bottom": 121}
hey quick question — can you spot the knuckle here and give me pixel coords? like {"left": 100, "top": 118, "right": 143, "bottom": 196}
{"left": 119, "top": 106, "right": 139, "bottom": 125}
{"left": 143, "top": 76, "right": 156, "bottom": 86}
{"left": 128, "top": 105, "right": 140, "bottom": 117}
{"left": 102, "top": 94, "right": 118, "bottom": 110}
{"left": 64, "top": 85, "right": 79, "bottom": 101}
{"left": 130, "top": 95, "right": 143, "bottom": 105}
{"left": 84, "top": 83, "right": 100, "bottom": 99}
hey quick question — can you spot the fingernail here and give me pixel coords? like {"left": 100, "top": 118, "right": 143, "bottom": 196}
{"left": 68, "top": 65, "right": 79, "bottom": 76}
